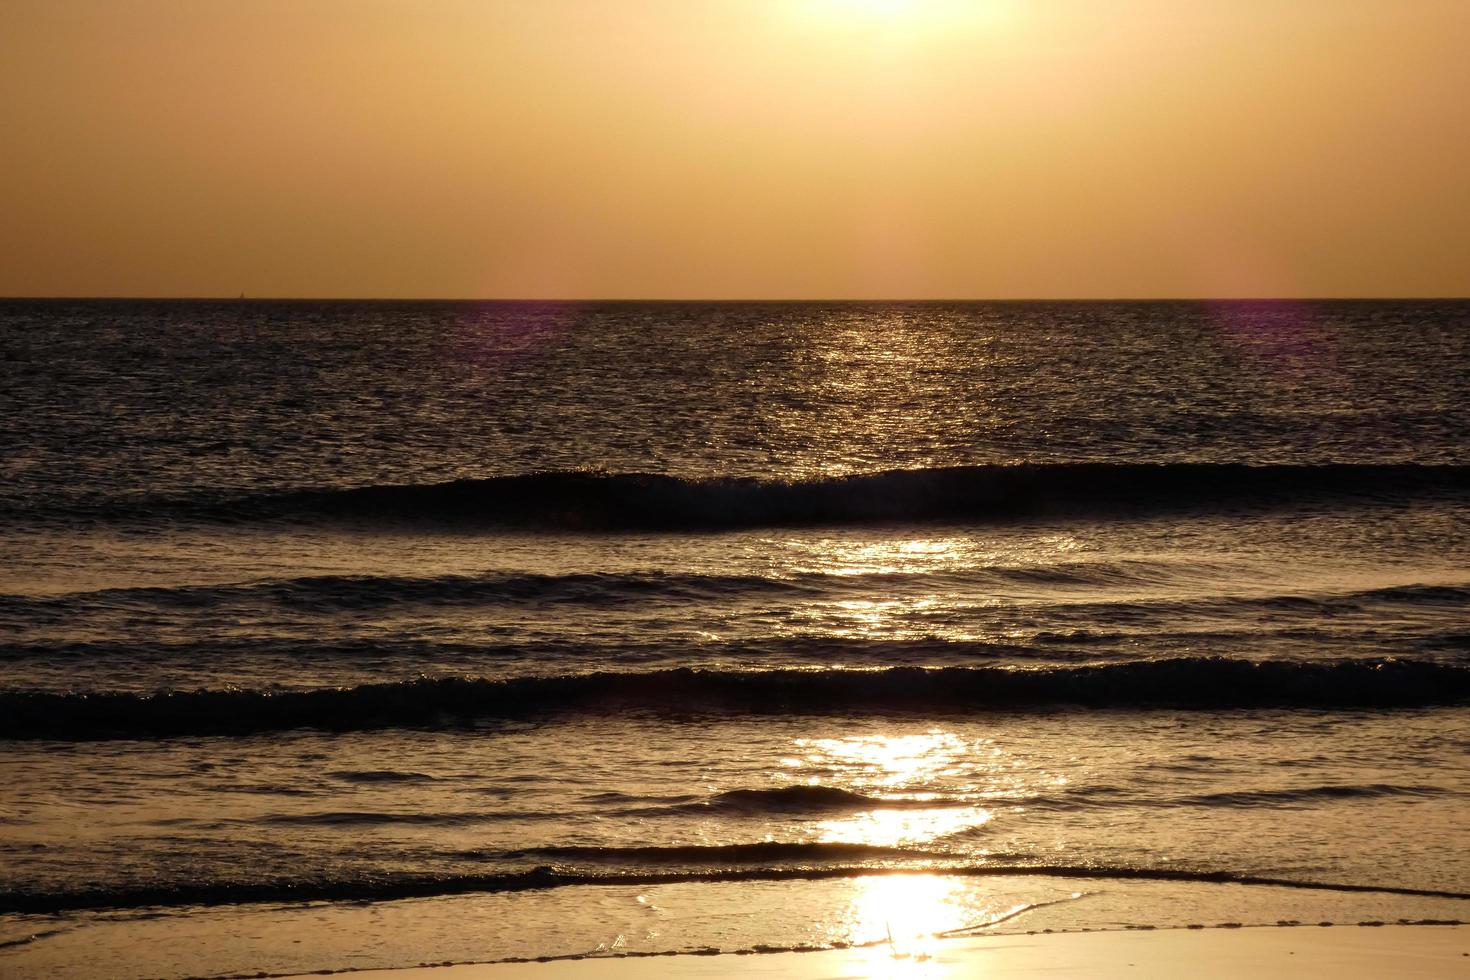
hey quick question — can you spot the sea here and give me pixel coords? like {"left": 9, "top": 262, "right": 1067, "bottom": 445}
{"left": 2, "top": 299, "right": 1468, "bottom": 978}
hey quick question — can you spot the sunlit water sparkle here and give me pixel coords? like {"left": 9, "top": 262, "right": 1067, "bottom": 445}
{"left": 1, "top": 299, "right": 1468, "bottom": 978}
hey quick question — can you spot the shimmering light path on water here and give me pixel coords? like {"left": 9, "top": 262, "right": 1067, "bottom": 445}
{"left": 2, "top": 300, "right": 1468, "bottom": 977}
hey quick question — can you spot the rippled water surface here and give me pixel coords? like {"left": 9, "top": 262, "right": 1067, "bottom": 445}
{"left": 2, "top": 300, "right": 1468, "bottom": 977}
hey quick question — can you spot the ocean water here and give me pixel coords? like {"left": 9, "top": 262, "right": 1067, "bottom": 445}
{"left": 2, "top": 299, "right": 1469, "bottom": 977}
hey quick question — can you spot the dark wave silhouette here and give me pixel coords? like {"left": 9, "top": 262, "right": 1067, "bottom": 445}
{"left": 146, "top": 781, "right": 1453, "bottom": 831}
{"left": 502, "top": 841, "right": 939, "bottom": 864}
{"left": 327, "top": 769, "right": 439, "bottom": 784}
{"left": 4, "top": 658, "right": 1468, "bottom": 740}
{"left": 7, "top": 565, "right": 1463, "bottom": 619}
{"left": 1172, "top": 783, "right": 1456, "bottom": 808}
{"left": 0, "top": 636, "right": 1059, "bottom": 666}
{"left": 4, "top": 862, "right": 1466, "bottom": 915}
{"left": 255, "top": 809, "right": 558, "bottom": 827}
{"left": 987, "top": 782, "right": 1459, "bottom": 814}
{"left": 13, "top": 463, "right": 1470, "bottom": 530}
{"left": 0, "top": 560, "right": 1245, "bottom": 615}
{"left": 0, "top": 571, "right": 815, "bottom": 615}
{"left": 623, "top": 785, "right": 983, "bottom": 817}
{"left": 700, "top": 786, "right": 963, "bottom": 815}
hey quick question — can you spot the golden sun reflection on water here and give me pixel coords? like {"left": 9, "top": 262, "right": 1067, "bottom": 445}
{"left": 796, "top": 537, "right": 963, "bottom": 578}
{"left": 852, "top": 874, "right": 965, "bottom": 956}
{"left": 789, "top": 730, "right": 995, "bottom": 845}
{"left": 796, "top": 730, "right": 967, "bottom": 786}
{"left": 816, "top": 805, "right": 992, "bottom": 848}
{"left": 768, "top": 532, "right": 1098, "bottom": 645}
{"left": 776, "top": 729, "right": 1092, "bottom": 975}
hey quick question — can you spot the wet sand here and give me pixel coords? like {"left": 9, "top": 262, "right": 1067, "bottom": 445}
{"left": 283, "top": 924, "right": 1470, "bottom": 979}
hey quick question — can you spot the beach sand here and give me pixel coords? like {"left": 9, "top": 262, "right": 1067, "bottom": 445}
{"left": 281, "top": 924, "right": 1469, "bottom": 979}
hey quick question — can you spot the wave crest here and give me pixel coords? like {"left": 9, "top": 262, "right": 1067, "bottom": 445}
{"left": 21, "top": 463, "right": 1470, "bottom": 529}
{"left": 4, "top": 862, "right": 1465, "bottom": 915}
{"left": 3, "top": 658, "right": 1467, "bottom": 740}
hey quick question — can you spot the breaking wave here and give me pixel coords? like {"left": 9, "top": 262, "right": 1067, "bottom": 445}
{"left": 4, "top": 862, "right": 1466, "bottom": 915}
{"left": 6, "top": 568, "right": 1464, "bottom": 619}
{"left": 15, "top": 463, "right": 1470, "bottom": 530}
{"left": 501, "top": 841, "right": 937, "bottom": 864}
{"left": 3, "top": 658, "right": 1467, "bottom": 739}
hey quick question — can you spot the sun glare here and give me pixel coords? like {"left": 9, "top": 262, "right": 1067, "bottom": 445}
{"left": 854, "top": 874, "right": 962, "bottom": 951}
{"left": 796, "top": 0, "right": 1013, "bottom": 31}
{"left": 797, "top": 731, "right": 967, "bottom": 787}
{"left": 792, "top": 732, "right": 994, "bottom": 847}
{"left": 841, "top": 0, "right": 917, "bottom": 14}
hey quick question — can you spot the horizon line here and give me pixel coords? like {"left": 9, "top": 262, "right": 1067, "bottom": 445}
{"left": 3, "top": 295, "right": 1469, "bottom": 304}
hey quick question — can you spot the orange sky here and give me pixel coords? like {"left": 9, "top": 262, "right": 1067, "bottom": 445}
{"left": 2, "top": 0, "right": 1467, "bottom": 299}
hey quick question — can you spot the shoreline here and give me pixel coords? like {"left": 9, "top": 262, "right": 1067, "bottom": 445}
{"left": 8, "top": 871, "right": 1469, "bottom": 979}
{"left": 273, "top": 923, "right": 1470, "bottom": 979}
